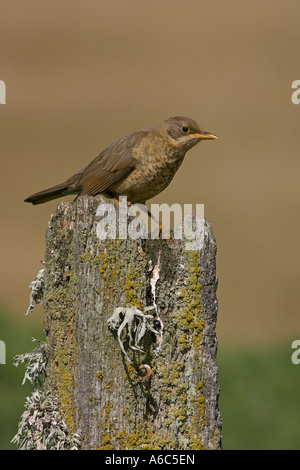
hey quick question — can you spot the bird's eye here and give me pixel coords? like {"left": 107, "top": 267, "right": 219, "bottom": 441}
{"left": 182, "top": 126, "right": 189, "bottom": 133}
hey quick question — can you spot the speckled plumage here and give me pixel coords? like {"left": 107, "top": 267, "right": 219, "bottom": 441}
{"left": 25, "top": 116, "right": 217, "bottom": 205}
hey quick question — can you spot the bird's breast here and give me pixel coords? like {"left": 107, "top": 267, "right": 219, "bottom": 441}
{"left": 110, "top": 150, "right": 185, "bottom": 203}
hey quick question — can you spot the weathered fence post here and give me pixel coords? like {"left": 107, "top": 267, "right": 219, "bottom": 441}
{"left": 24, "top": 196, "right": 222, "bottom": 450}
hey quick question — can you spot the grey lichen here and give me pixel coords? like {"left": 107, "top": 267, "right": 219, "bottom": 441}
{"left": 11, "top": 390, "right": 81, "bottom": 450}
{"left": 26, "top": 268, "right": 45, "bottom": 316}
{"left": 12, "top": 337, "right": 81, "bottom": 450}
{"left": 107, "top": 305, "right": 160, "bottom": 363}
{"left": 13, "top": 338, "right": 48, "bottom": 387}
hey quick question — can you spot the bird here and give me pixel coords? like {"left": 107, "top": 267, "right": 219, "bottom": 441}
{"left": 24, "top": 116, "right": 217, "bottom": 206}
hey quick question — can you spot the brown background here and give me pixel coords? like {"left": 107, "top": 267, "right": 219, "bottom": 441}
{"left": 0, "top": 0, "right": 299, "bottom": 346}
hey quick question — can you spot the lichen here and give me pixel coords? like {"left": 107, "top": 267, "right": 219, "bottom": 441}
{"left": 11, "top": 390, "right": 81, "bottom": 450}
{"left": 177, "top": 250, "right": 204, "bottom": 352}
{"left": 26, "top": 269, "right": 45, "bottom": 316}
{"left": 44, "top": 212, "right": 78, "bottom": 436}
{"left": 97, "top": 239, "right": 146, "bottom": 312}
{"left": 45, "top": 266, "right": 77, "bottom": 434}
{"left": 12, "top": 339, "right": 80, "bottom": 450}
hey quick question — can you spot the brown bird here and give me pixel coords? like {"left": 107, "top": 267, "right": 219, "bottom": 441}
{"left": 24, "top": 116, "right": 217, "bottom": 206}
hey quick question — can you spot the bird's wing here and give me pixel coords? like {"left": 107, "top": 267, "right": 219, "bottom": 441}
{"left": 77, "top": 131, "right": 144, "bottom": 196}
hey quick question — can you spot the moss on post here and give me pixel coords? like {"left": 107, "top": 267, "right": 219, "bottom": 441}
{"left": 41, "top": 196, "right": 221, "bottom": 450}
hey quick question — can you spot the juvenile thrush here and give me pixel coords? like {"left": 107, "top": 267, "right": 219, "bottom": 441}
{"left": 24, "top": 116, "right": 217, "bottom": 206}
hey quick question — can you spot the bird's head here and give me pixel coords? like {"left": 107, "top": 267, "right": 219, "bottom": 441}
{"left": 163, "top": 116, "right": 217, "bottom": 152}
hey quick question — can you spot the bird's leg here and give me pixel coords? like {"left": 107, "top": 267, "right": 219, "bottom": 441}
{"left": 112, "top": 197, "right": 132, "bottom": 208}
{"left": 144, "top": 206, "right": 171, "bottom": 239}
{"left": 113, "top": 198, "right": 170, "bottom": 239}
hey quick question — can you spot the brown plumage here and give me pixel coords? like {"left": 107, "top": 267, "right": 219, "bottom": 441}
{"left": 24, "top": 116, "right": 217, "bottom": 206}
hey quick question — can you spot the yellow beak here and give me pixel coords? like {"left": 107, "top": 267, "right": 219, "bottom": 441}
{"left": 192, "top": 131, "right": 218, "bottom": 140}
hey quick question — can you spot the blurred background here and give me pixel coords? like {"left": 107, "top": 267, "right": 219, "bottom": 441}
{"left": 0, "top": 0, "right": 299, "bottom": 450}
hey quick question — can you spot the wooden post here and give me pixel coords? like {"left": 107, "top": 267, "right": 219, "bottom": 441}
{"left": 40, "top": 196, "right": 222, "bottom": 450}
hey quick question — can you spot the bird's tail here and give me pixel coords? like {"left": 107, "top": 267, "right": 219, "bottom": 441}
{"left": 24, "top": 175, "right": 79, "bottom": 205}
